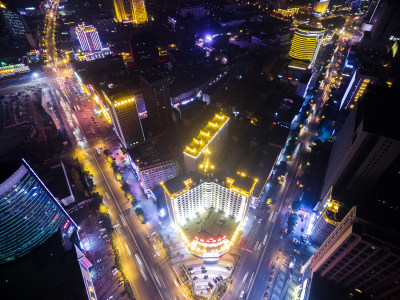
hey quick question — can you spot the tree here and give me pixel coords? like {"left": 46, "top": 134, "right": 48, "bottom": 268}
{"left": 292, "top": 199, "right": 301, "bottom": 212}
{"left": 287, "top": 213, "right": 298, "bottom": 234}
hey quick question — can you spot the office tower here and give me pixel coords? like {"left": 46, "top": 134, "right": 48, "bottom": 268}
{"left": 314, "top": 0, "right": 330, "bottom": 14}
{"left": 75, "top": 23, "right": 102, "bottom": 53}
{"left": 339, "top": 64, "right": 378, "bottom": 110}
{"left": 0, "top": 159, "right": 77, "bottom": 264}
{"left": 0, "top": 7, "right": 28, "bottom": 39}
{"left": 310, "top": 188, "right": 350, "bottom": 245}
{"left": 139, "top": 74, "right": 172, "bottom": 129}
{"left": 320, "top": 85, "right": 400, "bottom": 205}
{"left": 137, "top": 159, "right": 181, "bottom": 191}
{"left": 308, "top": 206, "right": 400, "bottom": 299}
{"left": 162, "top": 173, "right": 256, "bottom": 258}
{"left": 129, "top": 33, "right": 159, "bottom": 67}
{"left": 289, "top": 26, "right": 325, "bottom": 68}
{"left": 113, "top": 0, "right": 147, "bottom": 23}
{"left": 183, "top": 114, "right": 229, "bottom": 172}
{"left": 102, "top": 88, "right": 144, "bottom": 149}
{"left": 370, "top": 0, "right": 400, "bottom": 43}
{"left": 131, "top": 0, "right": 147, "bottom": 23}
{"left": 176, "top": 18, "right": 196, "bottom": 53}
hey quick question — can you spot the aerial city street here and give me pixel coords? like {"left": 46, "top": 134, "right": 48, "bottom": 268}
{"left": 0, "top": 0, "right": 399, "bottom": 300}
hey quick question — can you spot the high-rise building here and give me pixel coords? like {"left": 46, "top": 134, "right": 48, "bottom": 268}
{"left": 183, "top": 113, "right": 229, "bottom": 172}
{"left": 320, "top": 85, "right": 400, "bottom": 205}
{"left": 176, "top": 18, "right": 196, "bottom": 53}
{"left": 113, "top": 0, "right": 147, "bottom": 23}
{"left": 289, "top": 26, "right": 325, "bottom": 68}
{"left": 308, "top": 206, "right": 400, "bottom": 299}
{"left": 180, "top": 6, "right": 205, "bottom": 20}
{"left": 0, "top": 7, "right": 28, "bottom": 39}
{"left": 75, "top": 23, "right": 102, "bottom": 53}
{"left": 131, "top": 0, "right": 147, "bottom": 24}
{"left": 102, "top": 87, "right": 145, "bottom": 149}
{"left": 139, "top": 74, "right": 172, "bottom": 129}
{"left": 339, "top": 64, "right": 379, "bottom": 110}
{"left": 129, "top": 33, "right": 159, "bottom": 67}
{"left": 370, "top": 0, "right": 400, "bottom": 44}
{"left": 0, "top": 159, "right": 77, "bottom": 264}
{"left": 162, "top": 173, "right": 257, "bottom": 258}
{"left": 310, "top": 187, "right": 350, "bottom": 245}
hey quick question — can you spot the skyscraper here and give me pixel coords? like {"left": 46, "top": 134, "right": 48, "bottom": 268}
{"left": 0, "top": 159, "right": 77, "bottom": 264}
{"left": 289, "top": 26, "right": 325, "bottom": 68}
{"left": 129, "top": 33, "right": 159, "bottom": 67}
{"left": 113, "top": 0, "right": 147, "bottom": 24}
{"left": 176, "top": 18, "right": 196, "bottom": 53}
{"left": 75, "top": 23, "right": 102, "bottom": 53}
{"left": 370, "top": 0, "right": 400, "bottom": 43}
{"left": 139, "top": 74, "right": 172, "bottom": 129}
{"left": 320, "top": 85, "right": 400, "bottom": 205}
{"left": 0, "top": 7, "right": 28, "bottom": 39}
{"left": 102, "top": 87, "right": 145, "bottom": 149}
{"left": 308, "top": 206, "right": 400, "bottom": 299}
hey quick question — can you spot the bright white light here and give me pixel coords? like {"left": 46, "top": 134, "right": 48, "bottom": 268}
{"left": 32, "top": 72, "right": 38, "bottom": 78}
{"left": 307, "top": 213, "right": 316, "bottom": 235}
{"left": 160, "top": 208, "right": 166, "bottom": 218}
{"left": 205, "top": 35, "right": 212, "bottom": 42}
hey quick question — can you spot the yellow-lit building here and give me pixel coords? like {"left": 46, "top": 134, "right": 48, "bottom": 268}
{"left": 113, "top": 0, "right": 147, "bottom": 24}
{"left": 183, "top": 113, "right": 229, "bottom": 172}
{"left": 314, "top": 0, "right": 330, "bottom": 14}
{"left": 161, "top": 172, "right": 257, "bottom": 259}
{"left": 289, "top": 26, "right": 325, "bottom": 68}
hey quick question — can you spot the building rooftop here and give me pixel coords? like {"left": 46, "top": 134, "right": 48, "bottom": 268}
{"left": 227, "top": 173, "right": 258, "bottom": 197}
{"left": 183, "top": 113, "right": 229, "bottom": 158}
{"left": 181, "top": 207, "right": 239, "bottom": 242}
{"left": 0, "top": 230, "right": 87, "bottom": 300}
{"left": 297, "top": 25, "right": 325, "bottom": 33}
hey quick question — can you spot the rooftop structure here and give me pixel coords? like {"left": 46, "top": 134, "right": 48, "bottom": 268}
{"left": 183, "top": 113, "right": 229, "bottom": 172}
{"left": 113, "top": 0, "right": 147, "bottom": 24}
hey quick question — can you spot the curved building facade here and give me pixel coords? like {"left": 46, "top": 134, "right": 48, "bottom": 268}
{"left": 289, "top": 26, "right": 325, "bottom": 68}
{"left": 0, "top": 160, "right": 76, "bottom": 264}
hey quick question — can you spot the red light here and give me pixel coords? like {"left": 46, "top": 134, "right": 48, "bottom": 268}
{"left": 52, "top": 213, "right": 59, "bottom": 222}
{"left": 63, "top": 220, "right": 70, "bottom": 229}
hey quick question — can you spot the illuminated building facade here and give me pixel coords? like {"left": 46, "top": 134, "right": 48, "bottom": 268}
{"left": 183, "top": 113, "right": 229, "bottom": 172}
{"left": 0, "top": 160, "right": 77, "bottom": 264}
{"left": 138, "top": 159, "right": 181, "bottom": 191}
{"left": 162, "top": 173, "right": 257, "bottom": 258}
{"left": 314, "top": 0, "right": 330, "bottom": 14}
{"left": 113, "top": 0, "right": 147, "bottom": 23}
{"left": 311, "top": 188, "right": 349, "bottom": 245}
{"left": 103, "top": 91, "right": 145, "bottom": 149}
{"left": 75, "top": 24, "right": 102, "bottom": 52}
{"left": 0, "top": 63, "right": 29, "bottom": 78}
{"left": 339, "top": 66, "right": 378, "bottom": 110}
{"left": 0, "top": 7, "right": 28, "bottom": 39}
{"left": 308, "top": 206, "right": 400, "bottom": 299}
{"left": 289, "top": 26, "right": 325, "bottom": 68}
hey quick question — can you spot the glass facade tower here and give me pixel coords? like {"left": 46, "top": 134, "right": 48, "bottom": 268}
{"left": 0, "top": 160, "right": 76, "bottom": 264}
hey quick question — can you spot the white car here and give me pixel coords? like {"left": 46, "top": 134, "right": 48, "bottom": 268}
{"left": 97, "top": 259, "right": 102, "bottom": 263}
{"left": 240, "top": 290, "right": 245, "bottom": 298}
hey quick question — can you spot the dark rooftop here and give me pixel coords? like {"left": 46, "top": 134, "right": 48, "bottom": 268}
{"left": 0, "top": 160, "right": 22, "bottom": 184}
{"left": 0, "top": 230, "right": 87, "bottom": 300}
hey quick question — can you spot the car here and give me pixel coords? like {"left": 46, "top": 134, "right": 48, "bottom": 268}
{"left": 258, "top": 218, "right": 262, "bottom": 223}
{"left": 279, "top": 248, "right": 283, "bottom": 253}
{"left": 202, "top": 269, "right": 207, "bottom": 273}
{"left": 99, "top": 266, "right": 104, "bottom": 271}
{"left": 107, "top": 296, "right": 114, "bottom": 300}
{"left": 276, "top": 256, "right": 280, "bottom": 261}
{"left": 213, "top": 278, "right": 218, "bottom": 284}
{"left": 218, "top": 275, "right": 223, "bottom": 281}
{"left": 208, "top": 282, "right": 214, "bottom": 289}
{"left": 272, "top": 265, "right": 276, "bottom": 270}
{"left": 117, "top": 280, "right": 123, "bottom": 286}
{"left": 112, "top": 270, "right": 118, "bottom": 276}
{"left": 106, "top": 241, "right": 110, "bottom": 245}
{"left": 204, "top": 275, "right": 208, "bottom": 279}
{"left": 264, "top": 291, "right": 269, "bottom": 298}
{"left": 293, "top": 249, "right": 302, "bottom": 255}
{"left": 201, "top": 266, "right": 206, "bottom": 270}
{"left": 240, "top": 290, "right": 245, "bottom": 298}
{"left": 188, "top": 267, "right": 193, "bottom": 271}
{"left": 97, "top": 259, "right": 102, "bottom": 263}
{"left": 193, "top": 276, "right": 198, "bottom": 280}
{"left": 100, "top": 228, "right": 106, "bottom": 232}
{"left": 103, "top": 234, "right": 108, "bottom": 239}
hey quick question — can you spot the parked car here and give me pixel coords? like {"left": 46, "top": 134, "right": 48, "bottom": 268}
{"left": 202, "top": 269, "right": 207, "bottom": 273}
{"left": 204, "top": 275, "right": 208, "bottom": 279}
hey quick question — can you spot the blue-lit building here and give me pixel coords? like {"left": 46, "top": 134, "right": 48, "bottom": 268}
{"left": 0, "top": 159, "right": 77, "bottom": 264}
